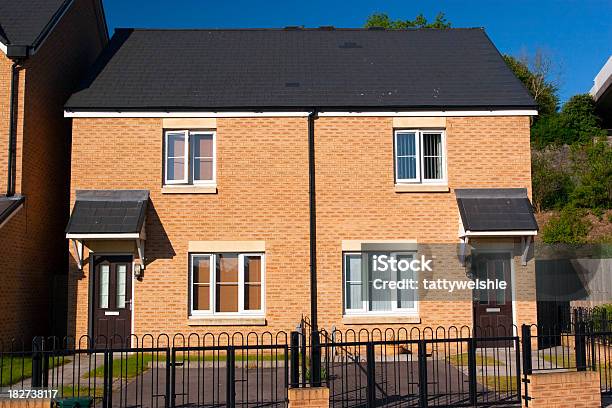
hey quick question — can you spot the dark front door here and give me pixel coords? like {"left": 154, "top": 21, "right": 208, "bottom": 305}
{"left": 472, "top": 252, "right": 513, "bottom": 346}
{"left": 92, "top": 255, "right": 132, "bottom": 345}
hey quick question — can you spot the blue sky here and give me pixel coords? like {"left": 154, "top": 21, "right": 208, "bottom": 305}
{"left": 103, "top": 0, "right": 611, "bottom": 104}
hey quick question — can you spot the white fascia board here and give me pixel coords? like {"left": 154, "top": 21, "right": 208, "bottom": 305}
{"left": 462, "top": 230, "right": 538, "bottom": 237}
{"left": 0, "top": 41, "right": 7, "bottom": 55}
{"left": 64, "top": 111, "right": 311, "bottom": 118}
{"left": 318, "top": 110, "right": 538, "bottom": 117}
{"left": 64, "top": 109, "right": 538, "bottom": 118}
{"left": 65, "top": 232, "right": 142, "bottom": 240}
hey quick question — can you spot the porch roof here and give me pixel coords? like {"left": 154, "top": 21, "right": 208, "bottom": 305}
{"left": 456, "top": 188, "right": 538, "bottom": 236}
{"left": 66, "top": 190, "right": 149, "bottom": 238}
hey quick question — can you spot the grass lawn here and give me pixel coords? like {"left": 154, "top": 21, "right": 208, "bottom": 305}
{"left": 539, "top": 351, "right": 576, "bottom": 368}
{"left": 87, "top": 352, "right": 286, "bottom": 378}
{"left": 1, "top": 356, "right": 70, "bottom": 387}
{"left": 477, "top": 375, "right": 518, "bottom": 392}
{"left": 60, "top": 385, "right": 104, "bottom": 399}
{"left": 447, "top": 353, "right": 504, "bottom": 367}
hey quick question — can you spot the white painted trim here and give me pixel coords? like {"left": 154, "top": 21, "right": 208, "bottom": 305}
{"left": 63, "top": 109, "right": 538, "bottom": 118}
{"left": 64, "top": 111, "right": 312, "bottom": 118}
{"left": 66, "top": 233, "right": 142, "bottom": 239}
{"left": 463, "top": 230, "right": 538, "bottom": 237}
{"left": 319, "top": 110, "right": 538, "bottom": 117}
{"left": 0, "top": 41, "right": 7, "bottom": 55}
{"left": 0, "top": 203, "right": 23, "bottom": 229}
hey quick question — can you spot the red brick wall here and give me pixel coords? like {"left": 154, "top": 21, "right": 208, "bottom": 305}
{"left": 0, "top": 0, "right": 106, "bottom": 342}
{"left": 68, "top": 114, "right": 536, "bottom": 338}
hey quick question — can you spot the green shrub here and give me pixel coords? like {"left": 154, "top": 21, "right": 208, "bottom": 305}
{"left": 541, "top": 207, "right": 591, "bottom": 244}
{"left": 532, "top": 152, "right": 573, "bottom": 211}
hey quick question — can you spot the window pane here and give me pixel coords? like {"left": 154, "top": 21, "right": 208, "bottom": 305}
{"left": 217, "top": 254, "right": 238, "bottom": 282}
{"left": 396, "top": 254, "right": 415, "bottom": 309}
{"left": 99, "top": 265, "right": 109, "bottom": 309}
{"left": 167, "top": 133, "right": 185, "bottom": 157}
{"left": 116, "top": 265, "right": 127, "bottom": 309}
{"left": 345, "top": 254, "right": 363, "bottom": 310}
{"left": 167, "top": 158, "right": 185, "bottom": 181}
{"left": 193, "top": 284, "right": 210, "bottom": 311}
{"left": 193, "top": 158, "right": 213, "bottom": 181}
{"left": 193, "top": 256, "right": 210, "bottom": 284}
{"left": 396, "top": 133, "right": 416, "bottom": 156}
{"left": 369, "top": 253, "right": 392, "bottom": 311}
{"left": 192, "top": 134, "right": 213, "bottom": 157}
{"left": 422, "top": 133, "right": 443, "bottom": 180}
{"left": 397, "top": 157, "right": 417, "bottom": 180}
{"left": 244, "top": 256, "right": 261, "bottom": 282}
{"left": 346, "top": 282, "right": 362, "bottom": 310}
{"left": 216, "top": 285, "right": 238, "bottom": 312}
{"left": 216, "top": 254, "right": 238, "bottom": 312}
{"left": 245, "top": 283, "right": 261, "bottom": 310}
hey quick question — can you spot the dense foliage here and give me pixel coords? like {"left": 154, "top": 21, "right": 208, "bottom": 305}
{"left": 531, "top": 94, "right": 607, "bottom": 148}
{"left": 364, "top": 12, "right": 451, "bottom": 29}
{"left": 502, "top": 55, "right": 559, "bottom": 117}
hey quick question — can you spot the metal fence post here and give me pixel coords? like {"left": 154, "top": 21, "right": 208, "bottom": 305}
{"left": 521, "top": 325, "right": 532, "bottom": 375}
{"left": 418, "top": 340, "right": 428, "bottom": 408}
{"left": 366, "top": 342, "right": 376, "bottom": 408}
{"left": 311, "top": 331, "right": 321, "bottom": 387}
{"left": 31, "top": 336, "right": 43, "bottom": 388}
{"left": 576, "top": 321, "right": 587, "bottom": 371}
{"left": 467, "top": 338, "right": 477, "bottom": 405}
{"left": 166, "top": 348, "right": 172, "bottom": 408}
{"left": 226, "top": 346, "right": 236, "bottom": 408}
{"left": 290, "top": 331, "right": 300, "bottom": 388}
{"left": 102, "top": 350, "right": 114, "bottom": 408}
{"left": 300, "top": 325, "right": 307, "bottom": 386}
{"left": 521, "top": 324, "right": 532, "bottom": 408}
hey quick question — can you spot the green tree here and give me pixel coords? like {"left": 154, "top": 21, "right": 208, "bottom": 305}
{"left": 569, "top": 140, "right": 612, "bottom": 210}
{"left": 531, "top": 94, "right": 606, "bottom": 147}
{"left": 364, "top": 12, "right": 450, "bottom": 29}
{"left": 502, "top": 53, "right": 559, "bottom": 116}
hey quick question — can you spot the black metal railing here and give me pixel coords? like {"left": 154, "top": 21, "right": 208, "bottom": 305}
{"left": 0, "top": 322, "right": 610, "bottom": 407}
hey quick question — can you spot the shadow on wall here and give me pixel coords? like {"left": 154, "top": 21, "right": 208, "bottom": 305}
{"left": 65, "top": 199, "right": 175, "bottom": 339}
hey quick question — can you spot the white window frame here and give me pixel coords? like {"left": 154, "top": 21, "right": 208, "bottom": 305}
{"left": 164, "top": 130, "right": 216, "bottom": 186}
{"left": 189, "top": 253, "right": 265, "bottom": 317}
{"left": 394, "top": 129, "right": 447, "bottom": 184}
{"left": 343, "top": 251, "right": 419, "bottom": 316}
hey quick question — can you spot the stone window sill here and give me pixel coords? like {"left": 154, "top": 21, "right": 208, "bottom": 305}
{"left": 394, "top": 184, "right": 449, "bottom": 193}
{"left": 161, "top": 185, "right": 217, "bottom": 194}
{"left": 187, "top": 317, "right": 266, "bottom": 326}
{"left": 342, "top": 315, "right": 421, "bottom": 325}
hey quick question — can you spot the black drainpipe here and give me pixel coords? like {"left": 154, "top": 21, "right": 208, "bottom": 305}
{"left": 307, "top": 108, "right": 322, "bottom": 386}
{"left": 6, "top": 61, "right": 20, "bottom": 197}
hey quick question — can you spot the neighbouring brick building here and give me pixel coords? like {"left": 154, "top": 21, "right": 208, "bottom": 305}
{"left": 0, "top": 0, "right": 108, "bottom": 341}
{"left": 63, "top": 28, "right": 540, "bottom": 342}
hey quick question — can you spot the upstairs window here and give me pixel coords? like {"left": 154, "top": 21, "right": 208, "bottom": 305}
{"left": 394, "top": 130, "right": 446, "bottom": 184}
{"left": 164, "top": 130, "right": 216, "bottom": 185}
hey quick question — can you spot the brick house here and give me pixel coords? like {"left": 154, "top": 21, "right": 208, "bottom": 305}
{"left": 63, "top": 28, "right": 539, "bottom": 341}
{"left": 0, "top": 0, "right": 108, "bottom": 341}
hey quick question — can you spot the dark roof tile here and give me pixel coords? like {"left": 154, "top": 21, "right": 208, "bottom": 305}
{"left": 66, "top": 28, "right": 535, "bottom": 110}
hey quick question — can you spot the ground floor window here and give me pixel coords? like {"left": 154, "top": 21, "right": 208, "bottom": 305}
{"left": 344, "top": 252, "right": 418, "bottom": 315}
{"left": 190, "top": 253, "right": 264, "bottom": 316}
